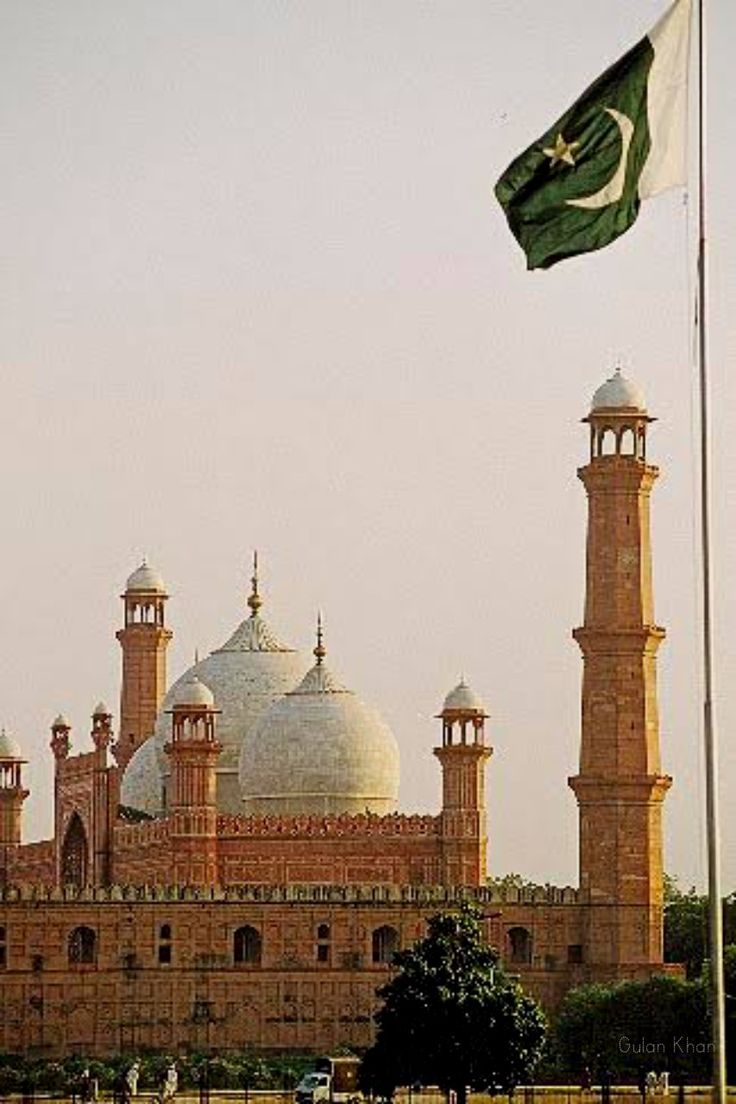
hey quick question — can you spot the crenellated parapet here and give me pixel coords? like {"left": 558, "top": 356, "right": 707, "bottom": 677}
{"left": 217, "top": 811, "right": 441, "bottom": 839}
{"left": 0, "top": 880, "right": 579, "bottom": 905}
{"left": 114, "top": 818, "right": 172, "bottom": 848}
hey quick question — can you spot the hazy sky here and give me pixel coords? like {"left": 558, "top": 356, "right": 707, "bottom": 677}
{"left": 1, "top": 0, "right": 734, "bottom": 890}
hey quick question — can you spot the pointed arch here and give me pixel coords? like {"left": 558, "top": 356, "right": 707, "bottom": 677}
{"left": 61, "top": 813, "right": 89, "bottom": 887}
{"left": 233, "top": 925, "right": 262, "bottom": 966}
{"left": 68, "top": 926, "right": 97, "bottom": 965}
{"left": 507, "top": 926, "right": 532, "bottom": 965}
{"left": 372, "top": 925, "right": 399, "bottom": 965}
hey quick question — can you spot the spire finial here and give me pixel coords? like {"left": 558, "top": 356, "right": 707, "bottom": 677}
{"left": 247, "top": 550, "right": 263, "bottom": 617}
{"left": 314, "top": 610, "right": 326, "bottom": 666}
{"left": 194, "top": 647, "right": 200, "bottom": 665}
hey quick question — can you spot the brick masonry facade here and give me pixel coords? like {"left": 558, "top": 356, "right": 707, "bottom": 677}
{"left": 0, "top": 379, "right": 676, "bottom": 1056}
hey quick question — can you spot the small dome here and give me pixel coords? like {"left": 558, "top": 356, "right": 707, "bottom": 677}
{"left": 0, "top": 728, "right": 23, "bottom": 760}
{"left": 173, "top": 674, "right": 215, "bottom": 709}
{"left": 52, "top": 713, "right": 70, "bottom": 730}
{"left": 442, "top": 679, "right": 486, "bottom": 714}
{"left": 126, "top": 558, "right": 166, "bottom": 594}
{"left": 591, "top": 367, "right": 646, "bottom": 412}
{"left": 93, "top": 701, "right": 110, "bottom": 717}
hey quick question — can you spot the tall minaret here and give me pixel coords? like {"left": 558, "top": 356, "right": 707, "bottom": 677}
{"left": 569, "top": 368, "right": 672, "bottom": 972}
{"left": 0, "top": 730, "right": 29, "bottom": 885}
{"left": 434, "top": 680, "right": 492, "bottom": 886}
{"left": 114, "top": 559, "right": 172, "bottom": 770}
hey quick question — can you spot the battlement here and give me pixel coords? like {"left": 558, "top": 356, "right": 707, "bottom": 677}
{"left": 114, "top": 817, "right": 171, "bottom": 847}
{"left": 56, "top": 750, "right": 100, "bottom": 779}
{"left": 217, "top": 811, "right": 441, "bottom": 838}
{"left": 0, "top": 880, "right": 579, "bottom": 905}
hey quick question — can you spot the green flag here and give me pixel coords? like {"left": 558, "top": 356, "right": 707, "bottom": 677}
{"left": 494, "top": 0, "right": 691, "bottom": 270}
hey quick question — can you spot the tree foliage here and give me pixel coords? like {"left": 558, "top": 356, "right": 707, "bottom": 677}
{"left": 553, "top": 974, "right": 710, "bottom": 1081}
{"left": 664, "top": 876, "right": 736, "bottom": 979}
{"left": 360, "top": 905, "right": 547, "bottom": 1102}
{"left": 487, "top": 873, "right": 539, "bottom": 893}
{"left": 0, "top": 1053, "right": 313, "bottom": 1094}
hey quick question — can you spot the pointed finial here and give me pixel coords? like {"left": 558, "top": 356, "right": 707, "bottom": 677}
{"left": 314, "top": 610, "right": 326, "bottom": 666}
{"left": 194, "top": 647, "right": 200, "bottom": 665}
{"left": 247, "top": 550, "right": 263, "bottom": 617}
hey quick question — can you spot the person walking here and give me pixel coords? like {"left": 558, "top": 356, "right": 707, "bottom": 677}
{"left": 159, "top": 1062, "right": 178, "bottom": 1104}
{"left": 125, "top": 1061, "right": 141, "bottom": 1101}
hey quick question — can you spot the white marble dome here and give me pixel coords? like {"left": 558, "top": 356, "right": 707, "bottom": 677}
{"left": 126, "top": 559, "right": 167, "bottom": 594}
{"left": 442, "top": 679, "right": 486, "bottom": 714}
{"left": 0, "top": 729, "right": 23, "bottom": 760}
{"left": 120, "top": 737, "right": 163, "bottom": 816}
{"left": 120, "top": 598, "right": 309, "bottom": 816}
{"left": 591, "top": 367, "right": 646, "bottom": 412}
{"left": 239, "top": 646, "right": 400, "bottom": 816}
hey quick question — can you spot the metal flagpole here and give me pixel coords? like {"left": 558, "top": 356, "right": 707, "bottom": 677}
{"left": 695, "top": 0, "right": 727, "bottom": 1100}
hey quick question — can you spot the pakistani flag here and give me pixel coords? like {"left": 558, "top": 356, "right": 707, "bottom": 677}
{"left": 495, "top": 0, "right": 691, "bottom": 270}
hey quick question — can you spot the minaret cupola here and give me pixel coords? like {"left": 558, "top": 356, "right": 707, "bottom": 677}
{"left": 438, "top": 679, "right": 489, "bottom": 748}
{"left": 50, "top": 714, "right": 71, "bottom": 760}
{"left": 0, "top": 729, "right": 29, "bottom": 852}
{"left": 586, "top": 365, "right": 653, "bottom": 462}
{"left": 91, "top": 702, "right": 113, "bottom": 753}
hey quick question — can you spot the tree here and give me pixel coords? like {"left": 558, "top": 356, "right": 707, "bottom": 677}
{"left": 487, "top": 873, "right": 539, "bottom": 893}
{"left": 663, "top": 876, "right": 736, "bottom": 979}
{"left": 360, "top": 905, "right": 547, "bottom": 1104}
{"left": 553, "top": 974, "right": 710, "bottom": 1082}
{"left": 664, "top": 877, "right": 709, "bottom": 978}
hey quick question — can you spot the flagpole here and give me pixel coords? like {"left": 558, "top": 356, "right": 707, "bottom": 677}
{"left": 695, "top": 0, "right": 726, "bottom": 1100}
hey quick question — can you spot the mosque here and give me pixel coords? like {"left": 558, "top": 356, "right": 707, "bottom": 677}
{"left": 0, "top": 369, "right": 677, "bottom": 1056}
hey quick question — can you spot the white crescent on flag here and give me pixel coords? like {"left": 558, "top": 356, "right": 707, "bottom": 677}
{"left": 566, "top": 107, "right": 635, "bottom": 210}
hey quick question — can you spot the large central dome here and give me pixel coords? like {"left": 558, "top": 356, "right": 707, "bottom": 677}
{"left": 239, "top": 624, "right": 400, "bottom": 816}
{"left": 121, "top": 572, "right": 309, "bottom": 815}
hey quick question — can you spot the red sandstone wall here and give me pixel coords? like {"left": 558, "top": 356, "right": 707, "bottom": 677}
{"left": 112, "top": 821, "right": 174, "bottom": 884}
{"left": 9, "top": 809, "right": 481, "bottom": 891}
{"left": 5, "top": 842, "right": 55, "bottom": 885}
{"left": 216, "top": 813, "right": 444, "bottom": 886}
{"left": 0, "top": 885, "right": 584, "bottom": 1057}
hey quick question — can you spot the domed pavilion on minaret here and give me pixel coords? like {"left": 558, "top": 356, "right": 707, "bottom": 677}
{"left": 0, "top": 371, "right": 679, "bottom": 1056}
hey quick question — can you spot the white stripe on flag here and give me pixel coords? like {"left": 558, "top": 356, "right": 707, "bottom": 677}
{"left": 639, "top": 0, "right": 692, "bottom": 199}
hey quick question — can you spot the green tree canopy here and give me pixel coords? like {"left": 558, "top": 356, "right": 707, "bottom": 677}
{"left": 360, "top": 905, "right": 547, "bottom": 1103}
{"left": 664, "top": 876, "right": 736, "bottom": 979}
{"left": 553, "top": 974, "right": 710, "bottom": 1082}
{"left": 486, "top": 873, "right": 539, "bottom": 893}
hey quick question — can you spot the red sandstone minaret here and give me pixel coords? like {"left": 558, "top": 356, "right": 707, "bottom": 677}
{"left": 0, "top": 730, "right": 29, "bottom": 885}
{"left": 114, "top": 559, "right": 172, "bottom": 770}
{"left": 434, "top": 680, "right": 492, "bottom": 885}
{"left": 165, "top": 673, "right": 221, "bottom": 886}
{"left": 569, "top": 368, "right": 671, "bottom": 973}
{"left": 91, "top": 702, "right": 116, "bottom": 887}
